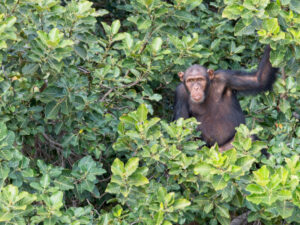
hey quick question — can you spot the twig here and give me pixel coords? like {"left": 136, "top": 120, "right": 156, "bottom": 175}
{"left": 100, "top": 88, "right": 114, "bottom": 102}
{"left": 86, "top": 199, "right": 101, "bottom": 217}
{"left": 42, "top": 133, "right": 63, "bottom": 148}
{"left": 11, "top": 0, "right": 20, "bottom": 14}
{"left": 97, "top": 176, "right": 111, "bottom": 183}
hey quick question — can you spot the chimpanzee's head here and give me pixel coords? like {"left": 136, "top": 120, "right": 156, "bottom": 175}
{"left": 178, "top": 65, "right": 214, "bottom": 103}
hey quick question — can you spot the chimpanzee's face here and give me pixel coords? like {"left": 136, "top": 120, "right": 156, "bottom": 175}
{"left": 178, "top": 65, "right": 214, "bottom": 103}
{"left": 185, "top": 74, "right": 208, "bottom": 103}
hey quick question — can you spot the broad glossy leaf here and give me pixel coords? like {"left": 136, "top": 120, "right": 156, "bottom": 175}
{"left": 105, "top": 182, "right": 120, "bottom": 194}
{"left": 173, "top": 199, "right": 191, "bottom": 210}
{"left": 128, "top": 173, "right": 149, "bottom": 186}
{"left": 48, "top": 28, "right": 62, "bottom": 47}
{"left": 262, "top": 18, "right": 280, "bottom": 34}
{"left": 151, "top": 37, "right": 163, "bottom": 53}
{"left": 22, "top": 63, "right": 39, "bottom": 75}
{"left": 111, "top": 158, "right": 125, "bottom": 176}
{"left": 215, "top": 204, "right": 230, "bottom": 218}
{"left": 253, "top": 165, "right": 270, "bottom": 186}
{"left": 290, "top": 0, "right": 300, "bottom": 13}
{"left": 222, "top": 4, "right": 243, "bottom": 20}
{"left": 45, "top": 101, "right": 60, "bottom": 120}
{"left": 234, "top": 19, "right": 256, "bottom": 36}
{"left": 212, "top": 175, "right": 227, "bottom": 190}
{"left": 111, "top": 20, "right": 121, "bottom": 35}
{"left": 125, "top": 157, "right": 139, "bottom": 177}
{"left": 194, "top": 162, "right": 215, "bottom": 175}
{"left": 0, "top": 122, "right": 7, "bottom": 142}
{"left": 247, "top": 193, "right": 265, "bottom": 204}
{"left": 40, "top": 174, "right": 50, "bottom": 189}
{"left": 216, "top": 214, "right": 230, "bottom": 225}
{"left": 137, "top": 104, "right": 148, "bottom": 122}
{"left": 276, "top": 200, "right": 295, "bottom": 218}
{"left": 246, "top": 184, "right": 265, "bottom": 194}
{"left": 50, "top": 191, "right": 63, "bottom": 208}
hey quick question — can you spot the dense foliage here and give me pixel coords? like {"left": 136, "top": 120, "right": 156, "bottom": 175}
{"left": 0, "top": 0, "right": 299, "bottom": 224}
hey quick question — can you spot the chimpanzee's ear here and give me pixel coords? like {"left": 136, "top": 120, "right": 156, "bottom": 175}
{"left": 178, "top": 71, "right": 184, "bottom": 82}
{"left": 207, "top": 69, "right": 214, "bottom": 80}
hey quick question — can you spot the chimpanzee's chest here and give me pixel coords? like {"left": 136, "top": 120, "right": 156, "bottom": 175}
{"left": 189, "top": 97, "right": 245, "bottom": 146}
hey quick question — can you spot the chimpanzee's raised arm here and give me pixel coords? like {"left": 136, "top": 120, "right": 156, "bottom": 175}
{"left": 220, "top": 45, "right": 278, "bottom": 93}
{"left": 173, "top": 83, "right": 190, "bottom": 120}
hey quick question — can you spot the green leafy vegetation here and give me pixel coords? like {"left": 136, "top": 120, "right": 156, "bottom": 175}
{"left": 0, "top": 0, "right": 299, "bottom": 224}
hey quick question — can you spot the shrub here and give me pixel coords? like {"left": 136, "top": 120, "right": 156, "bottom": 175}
{"left": 0, "top": 0, "right": 299, "bottom": 224}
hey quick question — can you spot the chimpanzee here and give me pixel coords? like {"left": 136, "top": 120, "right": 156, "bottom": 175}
{"left": 173, "top": 45, "right": 278, "bottom": 151}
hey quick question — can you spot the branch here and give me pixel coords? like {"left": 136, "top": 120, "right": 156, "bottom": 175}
{"left": 230, "top": 212, "right": 250, "bottom": 225}
{"left": 42, "top": 133, "right": 63, "bottom": 148}
{"left": 100, "top": 88, "right": 114, "bottom": 102}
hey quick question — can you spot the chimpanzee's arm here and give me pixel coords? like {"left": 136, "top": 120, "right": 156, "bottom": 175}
{"left": 221, "top": 45, "right": 278, "bottom": 93}
{"left": 173, "top": 83, "right": 190, "bottom": 120}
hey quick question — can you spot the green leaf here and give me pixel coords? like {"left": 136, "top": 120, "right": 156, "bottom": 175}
{"left": 128, "top": 173, "right": 149, "bottom": 186}
{"left": 236, "top": 156, "right": 256, "bottom": 172}
{"left": 276, "top": 201, "right": 294, "bottom": 218}
{"left": 48, "top": 28, "right": 62, "bottom": 47}
{"left": 222, "top": 4, "right": 243, "bottom": 20}
{"left": 157, "top": 187, "right": 167, "bottom": 203}
{"left": 105, "top": 183, "right": 120, "bottom": 194}
{"left": 0, "top": 40, "right": 7, "bottom": 49}
{"left": 212, "top": 175, "right": 227, "bottom": 190}
{"left": 216, "top": 214, "right": 230, "bottom": 225}
{"left": 277, "top": 190, "right": 292, "bottom": 201}
{"left": 111, "top": 20, "right": 121, "bottom": 35}
{"left": 145, "top": 117, "right": 160, "bottom": 130}
{"left": 45, "top": 101, "right": 60, "bottom": 120}
{"left": 264, "top": 192, "right": 279, "bottom": 205}
{"left": 151, "top": 37, "right": 163, "bottom": 53}
{"left": 120, "top": 115, "right": 137, "bottom": 125}
{"left": 262, "top": 18, "right": 280, "bottom": 34}
{"left": 253, "top": 165, "right": 269, "bottom": 186}
{"left": 113, "top": 32, "right": 127, "bottom": 42}
{"left": 290, "top": 0, "right": 300, "bottom": 13}
{"left": 173, "top": 199, "right": 191, "bottom": 210}
{"left": 215, "top": 204, "right": 230, "bottom": 219}
{"left": 234, "top": 19, "right": 256, "bottom": 36}
{"left": 40, "top": 174, "right": 50, "bottom": 189}
{"left": 112, "top": 205, "right": 123, "bottom": 217}
{"left": 125, "top": 33, "right": 133, "bottom": 49}
{"left": 204, "top": 202, "right": 214, "bottom": 214}
{"left": 164, "top": 192, "right": 175, "bottom": 207}
{"left": 224, "top": 149, "right": 237, "bottom": 164}
{"left": 111, "top": 158, "right": 125, "bottom": 176}
{"left": 125, "top": 157, "right": 139, "bottom": 177}
{"left": 96, "top": 9, "right": 109, "bottom": 17}
{"left": 137, "top": 104, "right": 148, "bottom": 122}
{"left": 37, "top": 30, "right": 49, "bottom": 46}
{"left": 161, "top": 121, "right": 177, "bottom": 138}
{"left": 101, "top": 22, "right": 111, "bottom": 35}
{"left": 50, "top": 191, "right": 63, "bottom": 208}
{"left": 22, "top": 63, "right": 39, "bottom": 75}
{"left": 246, "top": 184, "right": 265, "bottom": 194}
{"left": 162, "top": 221, "right": 172, "bottom": 225}
{"left": 155, "top": 210, "right": 164, "bottom": 225}
{"left": 59, "top": 39, "right": 73, "bottom": 48}
{"left": 137, "top": 18, "right": 152, "bottom": 31}
{"left": 53, "top": 177, "right": 74, "bottom": 191}
{"left": 246, "top": 194, "right": 264, "bottom": 204}
{"left": 5, "top": 16, "right": 17, "bottom": 28}
{"left": 194, "top": 162, "right": 215, "bottom": 175}
{"left": 0, "top": 122, "right": 7, "bottom": 142}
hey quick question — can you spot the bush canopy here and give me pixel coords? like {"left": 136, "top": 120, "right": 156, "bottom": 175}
{"left": 0, "top": 0, "right": 299, "bottom": 224}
